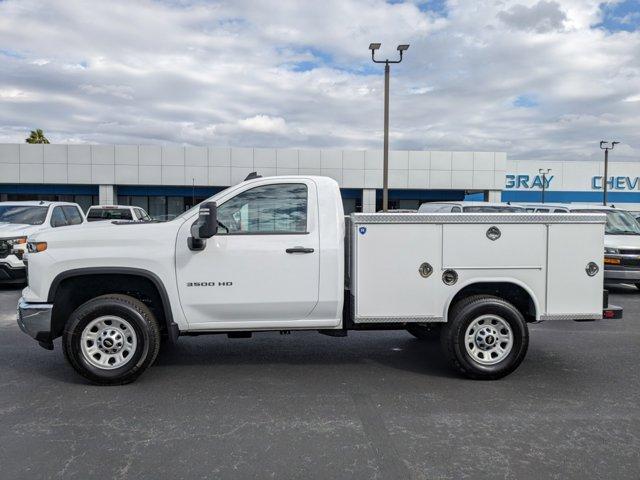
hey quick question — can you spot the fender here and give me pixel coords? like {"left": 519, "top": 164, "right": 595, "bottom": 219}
{"left": 48, "top": 267, "right": 179, "bottom": 341}
{"left": 442, "top": 277, "right": 541, "bottom": 322}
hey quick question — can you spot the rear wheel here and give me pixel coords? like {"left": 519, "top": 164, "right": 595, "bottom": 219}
{"left": 406, "top": 323, "right": 442, "bottom": 340}
{"left": 441, "top": 295, "right": 528, "bottom": 380}
{"left": 63, "top": 294, "right": 160, "bottom": 385}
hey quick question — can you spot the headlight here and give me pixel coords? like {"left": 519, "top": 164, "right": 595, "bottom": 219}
{"left": 5, "top": 236, "right": 27, "bottom": 247}
{"left": 4, "top": 237, "right": 27, "bottom": 259}
{"left": 26, "top": 241, "right": 47, "bottom": 253}
{"left": 604, "top": 247, "right": 619, "bottom": 254}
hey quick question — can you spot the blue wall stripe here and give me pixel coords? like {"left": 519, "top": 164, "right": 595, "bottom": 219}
{"left": 376, "top": 189, "right": 466, "bottom": 201}
{"left": 116, "top": 185, "right": 224, "bottom": 197}
{"left": 0, "top": 184, "right": 98, "bottom": 195}
{"left": 502, "top": 190, "right": 640, "bottom": 203}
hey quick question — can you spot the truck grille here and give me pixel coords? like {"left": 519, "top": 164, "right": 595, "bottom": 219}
{"left": 0, "top": 239, "right": 11, "bottom": 259}
{"left": 619, "top": 248, "right": 640, "bottom": 256}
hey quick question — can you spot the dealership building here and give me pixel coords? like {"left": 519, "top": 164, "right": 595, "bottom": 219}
{"left": 0, "top": 143, "right": 638, "bottom": 216}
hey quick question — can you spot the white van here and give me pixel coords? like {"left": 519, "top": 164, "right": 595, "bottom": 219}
{"left": 569, "top": 205, "right": 640, "bottom": 288}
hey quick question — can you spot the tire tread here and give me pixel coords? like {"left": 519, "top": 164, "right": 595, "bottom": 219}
{"left": 62, "top": 294, "right": 160, "bottom": 385}
{"left": 441, "top": 294, "right": 528, "bottom": 380}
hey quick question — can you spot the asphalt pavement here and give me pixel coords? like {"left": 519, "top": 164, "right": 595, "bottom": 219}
{"left": 0, "top": 285, "right": 639, "bottom": 479}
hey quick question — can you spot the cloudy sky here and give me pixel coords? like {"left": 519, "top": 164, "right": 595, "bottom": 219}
{"left": 0, "top": 0, "right": 639, "bottom": 161}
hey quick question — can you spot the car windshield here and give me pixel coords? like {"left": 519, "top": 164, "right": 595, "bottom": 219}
{"left": 463, "top": 206, "right": 524, "bottom": 212}
{"left": 573, "top": 209, "right": 640, "bottom": 235}
{"left": 0, "top": 205, "right": 48, "bottom": 225}
{"left": 87, "top": 208, "right": 133, "bottom": 221}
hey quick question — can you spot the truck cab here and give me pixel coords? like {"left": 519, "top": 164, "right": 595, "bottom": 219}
{"left": 0, "top": 201, "right": 85, "bottom": 284}
{"left": 86, "top": 205, "right": 152, "bottom": 222}
{"left": 17, "top": 176, "right": 621, "bottom": 385}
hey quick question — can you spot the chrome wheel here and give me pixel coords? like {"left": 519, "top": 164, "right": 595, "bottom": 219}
{"left": 80, "top": 316, "right": 137, "bottom": 370}
{"left": 464, "top": 314, "right": 513, "bottom": 366}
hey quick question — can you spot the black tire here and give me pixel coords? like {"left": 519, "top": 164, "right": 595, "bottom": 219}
{"left": 406, "top": 323, "right": 443, "bottom": 340}
{"left": 441, "top": 295, "right": 529, "bottom": 380}
{"left": 63, "top": 294, "right": 160, "bottom": 385}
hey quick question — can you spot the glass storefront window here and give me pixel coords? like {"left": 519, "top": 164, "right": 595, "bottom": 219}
{"left": 167, "top": 197, "right": 184, "bottom": 218}
{"left": 148, "top": 196, "right": 167, "bottom": 219}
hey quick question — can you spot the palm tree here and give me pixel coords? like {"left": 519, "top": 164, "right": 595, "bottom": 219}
{"left": 25, "top": 129, "right": 50, "bottom": 144}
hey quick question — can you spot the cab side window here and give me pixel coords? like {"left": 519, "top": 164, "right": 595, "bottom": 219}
{"left": 62, "top": 206, "right": 83, "bottom": 225}
{"left": 216, "top": 183, "right": 308, "bottom": 234}
{"left": 50, "top": 207, "right": 68, "bottom": 227}
{"left": 135, "top": 208, "right": 151, "bottom": 221}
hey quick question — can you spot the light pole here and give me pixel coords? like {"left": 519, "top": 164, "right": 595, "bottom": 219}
{"left": 539, "top": 168, "right": 551, "bottom": 204}
{"left": 600, "top": 141, "right": 619, "bottom": 206}
{"left": 369, "top": 42, "right": 409, "bottom": 212}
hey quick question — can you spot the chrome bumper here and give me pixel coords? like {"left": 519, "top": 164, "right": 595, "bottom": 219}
{"left": 604, "top": 268, "right": 640, "bottom": 281}
{"left": 17, "top": 298, "right": 54, "bottom": 350}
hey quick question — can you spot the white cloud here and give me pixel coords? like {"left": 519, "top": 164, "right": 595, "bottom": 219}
{"left": 498, "top": 1, "right": 567, "bottom": 33}
{"left": 238, "top": 115, "right": 287, "bottom": 134}
{"left": 79, "top": 84, "right": 134, "bottom": 100}
{"left": 0, "top": 0, "right": 638, "bottom": 162}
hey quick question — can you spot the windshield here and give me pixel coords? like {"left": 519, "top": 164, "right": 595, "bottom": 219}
{"left": 463, "top": 206, "right": 525, "bottom": 212}
{"left": 87, "top": 208, "right": 133, "bottom": 221}
{"left": 572, "top": 209, "right": 640, "bottom": 235}
{"left": 0, "top": 205, "right": 48, "bottom": 225}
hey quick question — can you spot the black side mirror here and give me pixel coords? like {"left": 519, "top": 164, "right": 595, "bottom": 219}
{"left": 188, "top": 202, "right": 217, "bottom": 250}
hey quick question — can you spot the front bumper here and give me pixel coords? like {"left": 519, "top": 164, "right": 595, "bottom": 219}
{"left": 17, "top": 298, "right": 54, "bottom": 350}
{"left": 604, "top": 267, "right": 640, "bottom": 282}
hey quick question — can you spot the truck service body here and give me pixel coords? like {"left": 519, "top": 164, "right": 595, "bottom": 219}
{"left": 17, "top": 176, "right": 621, "bottom": 384}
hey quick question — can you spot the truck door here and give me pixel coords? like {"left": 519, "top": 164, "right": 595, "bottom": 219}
{"left": 175, "top": 179, "right": 320, "bottom": 329}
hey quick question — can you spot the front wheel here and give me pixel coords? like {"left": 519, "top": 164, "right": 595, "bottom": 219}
{"left": 63, "top": 294, "right": 160, "bottom": 385}
{"left": 441, "top": 295, "right": 529, "bottom": 380}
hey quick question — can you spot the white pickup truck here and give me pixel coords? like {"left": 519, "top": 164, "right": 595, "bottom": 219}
{"left": 17, "top": 175, "right": 621, "bottom": 385}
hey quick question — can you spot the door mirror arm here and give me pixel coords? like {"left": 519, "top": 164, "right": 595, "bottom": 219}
{"left": 188, "top": 202, "right": 218, "bottom": 251}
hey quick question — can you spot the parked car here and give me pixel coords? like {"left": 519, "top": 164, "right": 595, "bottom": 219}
{"left": 518, "top": 203, "right": 570, "bottom": 213}
{"left": 418, "top": 201, "right": 525, "bottom": 213}
{"left": 86, "top": 205, "right": 152, "bottom": 222}
{"left": 376, "top": 209, "right": 417, "bottom": 213}
{"left": 626, "top": 210, "right": 640, "bottom": 223}
{"left": 17, "top": 176, "right": 620, "bottom": 385}
{"left": 0, "top": 201, "right": 85, "bottom": 284}
{"left": 568, "top": 205, "right": 640, "bottom": 288}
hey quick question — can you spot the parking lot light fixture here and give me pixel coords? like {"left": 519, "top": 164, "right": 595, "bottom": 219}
{"left": 369, "top": 42, "right": 410, "bottom": 212}
{"left": 539, "top": 168, "right": 551, "bottom": 204}
{"left": 600, "top": 141, "right": 620, "bottom": 206}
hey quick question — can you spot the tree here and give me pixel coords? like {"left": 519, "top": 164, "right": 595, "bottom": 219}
{"left": 25, "top": 129, "right": 50, "bottom": 144}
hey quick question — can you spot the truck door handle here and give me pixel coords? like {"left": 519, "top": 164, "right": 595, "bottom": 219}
{"left": 286, "top": 247, "right": 314, "bottom": 254}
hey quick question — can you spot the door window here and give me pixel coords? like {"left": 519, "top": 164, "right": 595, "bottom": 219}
{"left": 50, "top": 207, "right": 68, "bottom": 227}
{"left": 62, "top": 206, "right": 83, "bottom": 225}
{"left": 216, "top": 184, "right": 308, "bottom": 234}
{"left": 135, "top": 208, "right": 152, "bottom": 221}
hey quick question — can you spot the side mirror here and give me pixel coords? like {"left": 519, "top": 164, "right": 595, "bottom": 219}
{"left": 188, "top": 202, "right": 217, "bottom": 251}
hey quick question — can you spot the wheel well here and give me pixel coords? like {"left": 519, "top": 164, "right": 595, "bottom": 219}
{"left": 448, "top": 282, "right": 536, "bottom": 322}
{"left": 50, "top": 273, "right": 169, "bottom": 338}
